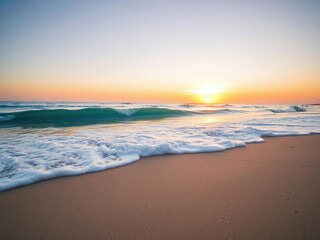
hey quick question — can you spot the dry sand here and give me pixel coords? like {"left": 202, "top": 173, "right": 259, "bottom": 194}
{"left": 0, "top": 135, "right": 319, "bottom": 240}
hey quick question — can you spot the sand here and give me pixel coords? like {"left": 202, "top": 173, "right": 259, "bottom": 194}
{"left": 0, "top": 135, "right": 320, "bottom": 240}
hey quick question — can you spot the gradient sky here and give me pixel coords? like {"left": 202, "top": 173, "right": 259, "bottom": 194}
{"left": 0, "top": 0, "right": 319, "bottom": 103}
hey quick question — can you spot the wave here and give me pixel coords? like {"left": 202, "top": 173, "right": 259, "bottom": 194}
{"left": 199, "top": 108, "right": 245, "bottom": 114}
{"left": 0, "top": 104, "right": 45, "bottom": 108}
{"left": 0, "top": 107, "right": 193, "bottom": 127}
{"left": 0, "top": 106, "right": 251, "bottom": 127}
{"left": 268, "top": 105, "right": 307, "bottom": 113}
{"left": 0, "top": 103, "right": 104, "bottom": 109}
{"left": 1, "top": 104, "right": 308, "bottom": 128}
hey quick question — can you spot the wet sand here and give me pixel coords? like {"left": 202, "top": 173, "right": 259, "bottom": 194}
{"left": 0, "top": 135, "right": 320, "bottom": 240}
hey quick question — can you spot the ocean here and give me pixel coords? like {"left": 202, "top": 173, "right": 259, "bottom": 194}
{"left": 0, "top": 102, "right": 319, "bottom": 192}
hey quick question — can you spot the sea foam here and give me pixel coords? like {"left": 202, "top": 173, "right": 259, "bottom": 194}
{"left": 0, "top": 103, "right": 319, "bottom": 191}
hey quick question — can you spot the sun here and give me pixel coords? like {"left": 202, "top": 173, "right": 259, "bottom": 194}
{"left": 202, "top": 95, "right": 215, "bottom": 104}
{"left": 184, "top": 83, "right": 229, "bottom": 104}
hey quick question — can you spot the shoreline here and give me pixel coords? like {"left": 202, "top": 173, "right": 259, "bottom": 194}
{"left": 1, "top": 135, "right": 320, "bottom": 239}
{"left": 1, "top": 133, "right": 319, "bottom": 193}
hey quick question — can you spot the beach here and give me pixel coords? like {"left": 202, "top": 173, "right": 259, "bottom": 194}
{"left": 1, "top": 0, "right": 320, "bottom": 239}
{"left": 1, "top": 135, "right": 319, "bottom": 240}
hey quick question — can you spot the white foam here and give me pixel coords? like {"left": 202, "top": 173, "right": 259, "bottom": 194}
{"left": 114, "top": 109, "right": 138, "bottom": 116}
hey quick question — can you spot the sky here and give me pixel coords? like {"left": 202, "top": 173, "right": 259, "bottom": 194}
{"left": 0, "top": 0, "right": 319, "bottom": 104}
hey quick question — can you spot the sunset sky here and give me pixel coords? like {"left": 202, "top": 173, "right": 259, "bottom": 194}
{"left": 0, "top": 0, "right": 319, "bottom": 104}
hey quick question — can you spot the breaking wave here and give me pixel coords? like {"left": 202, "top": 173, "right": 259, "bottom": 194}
{"left": 0, "top": 107, "right": 194, "bottom": 127}
{"left": 268, "top": 105, "right": 307, "bottom": 113}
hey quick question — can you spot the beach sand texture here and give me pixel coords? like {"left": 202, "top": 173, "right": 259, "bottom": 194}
{"left": 0, "top": 135, "right": 319, "bottom": 240}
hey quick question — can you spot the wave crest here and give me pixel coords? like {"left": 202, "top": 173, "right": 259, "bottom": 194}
{"left": 0, "top": 107, "right": 191, "bottom": 127}
{"left": 269, "top": 105, "right": 307, "bottom": 113}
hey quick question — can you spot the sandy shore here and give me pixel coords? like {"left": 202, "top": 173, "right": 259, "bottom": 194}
{"left": 0, "top": 135, "right": 320, "bottom": 240}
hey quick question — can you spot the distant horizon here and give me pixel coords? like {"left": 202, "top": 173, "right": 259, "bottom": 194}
{"left": 0, "top": 99, "right": 319, "bottom": 105}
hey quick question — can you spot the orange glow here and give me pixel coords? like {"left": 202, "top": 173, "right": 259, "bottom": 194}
{"left": 223, "top": 82, "right": 320, "bottom": 104}
{"left": 0, "top": 78, "right": 190, "bottom": 103}
{"left": 1, "top": 76, "right": 319, "bottom": 104}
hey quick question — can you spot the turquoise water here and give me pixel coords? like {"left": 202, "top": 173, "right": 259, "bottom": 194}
{"left": 1, "top": 107, "right": 192, "bottom": 127}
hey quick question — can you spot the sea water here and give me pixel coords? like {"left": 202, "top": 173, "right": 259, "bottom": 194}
{"left": 0, "top": 102, "right": 319, "bottom": 191}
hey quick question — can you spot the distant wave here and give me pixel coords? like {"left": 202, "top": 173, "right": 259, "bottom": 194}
{"left": 179, "top": 103, "right": 230, "bottom": 108}
{"left": 268, "top": 106, "right": 307, "bottom": 113}
{"left": 199, "top": 108, "right": 245, "bottom": 114}
{"left": 0, "top": 103, "right": 103, "bottom": 109}
{"left": 0, "top": 104, "right": 44, "bottom": 108}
